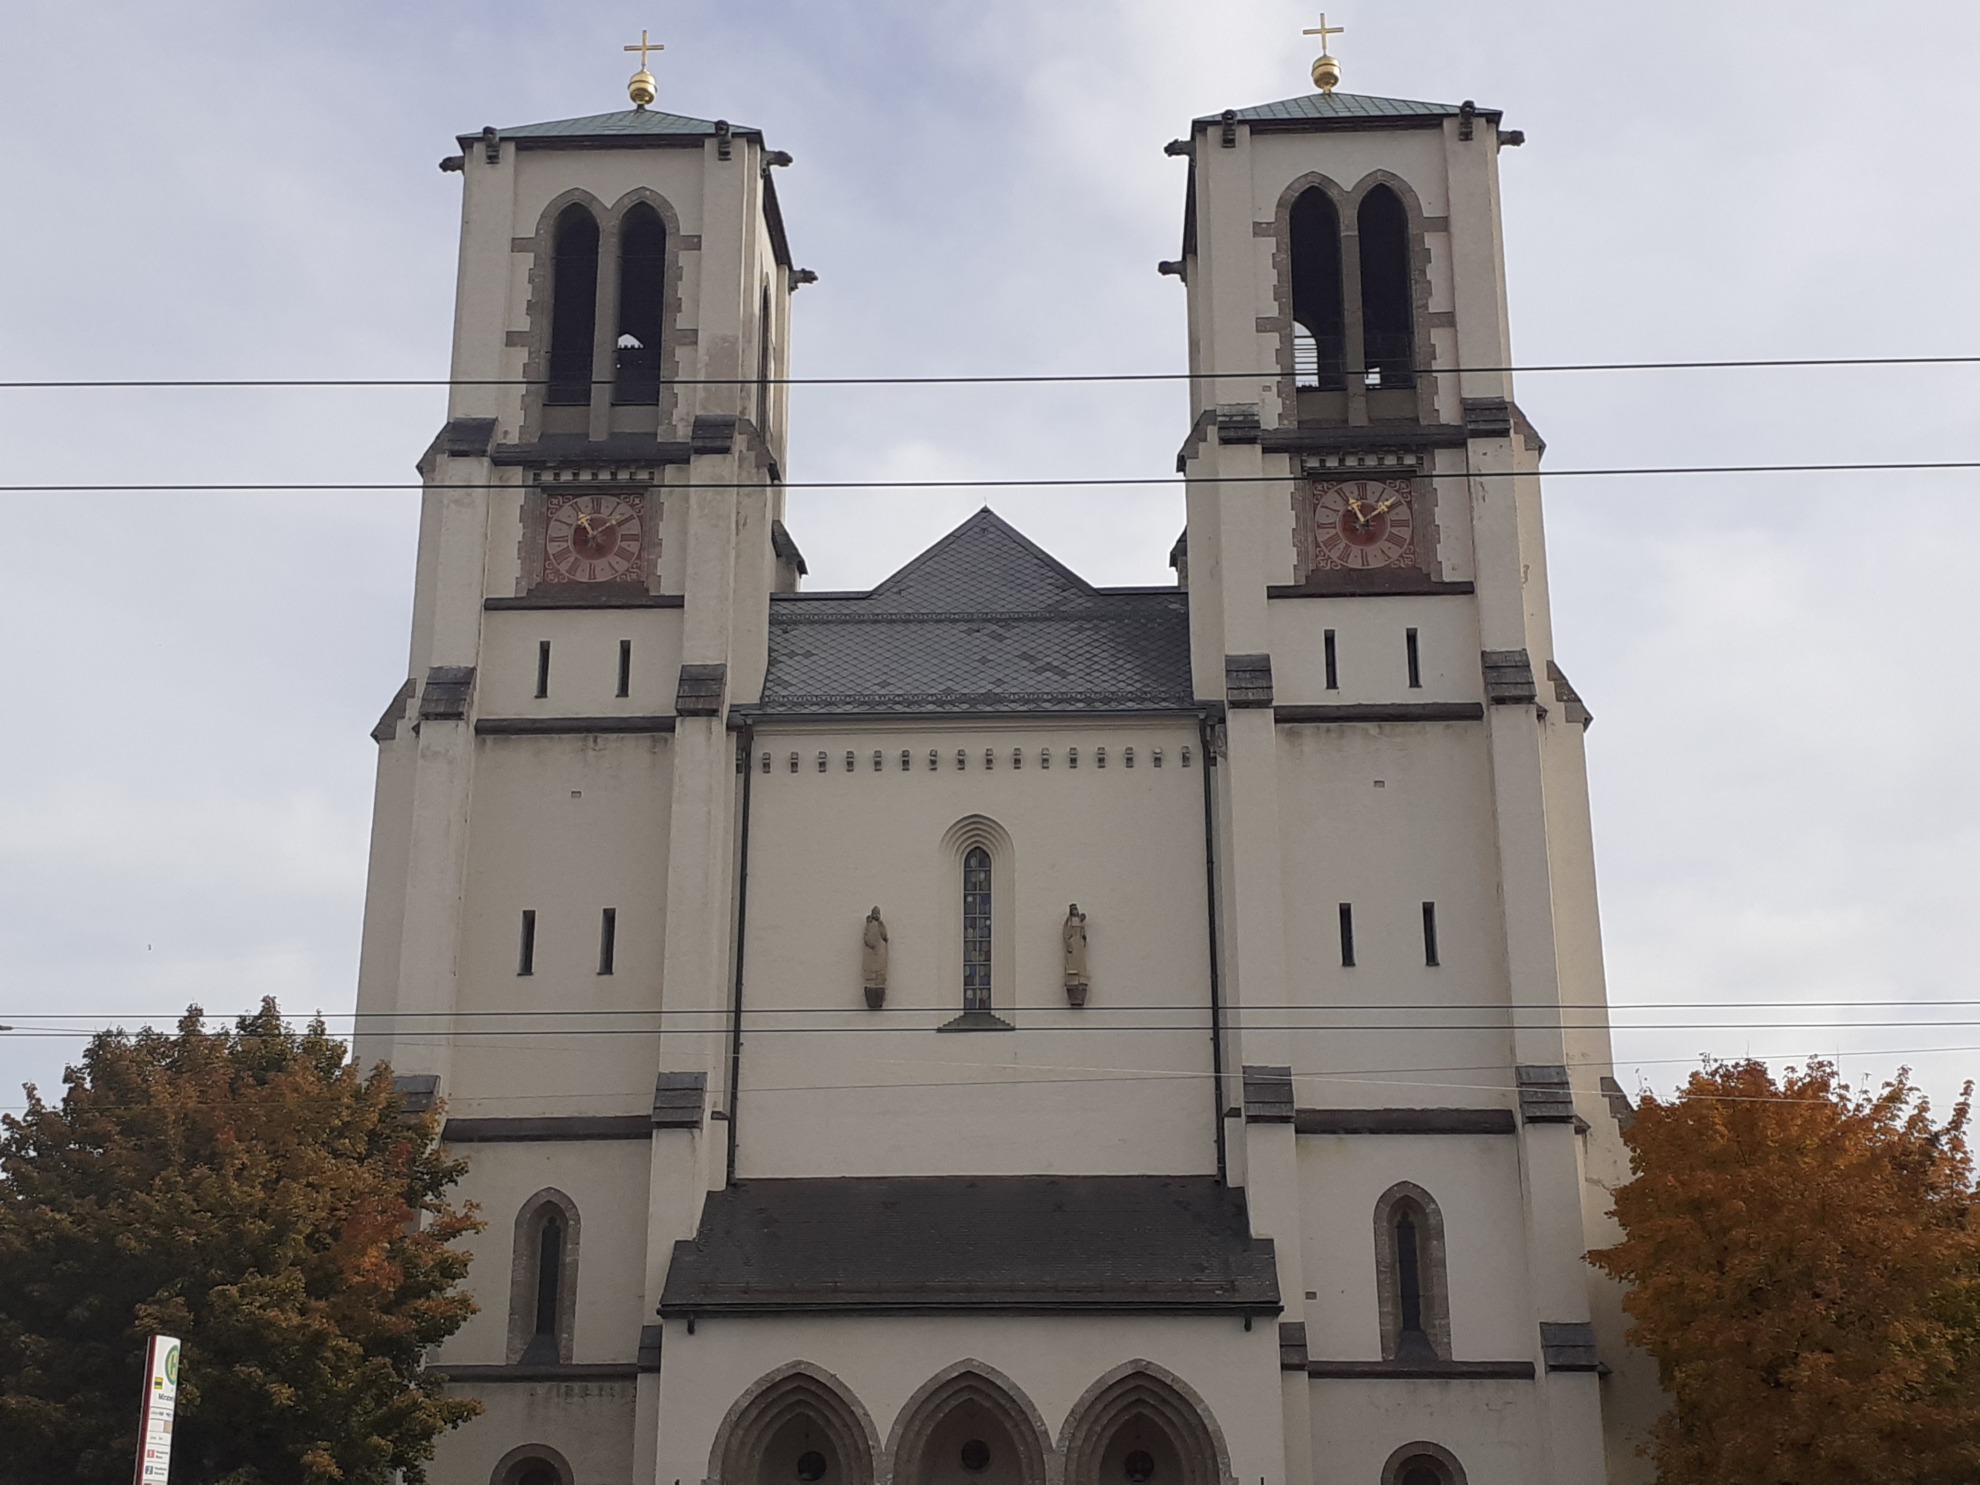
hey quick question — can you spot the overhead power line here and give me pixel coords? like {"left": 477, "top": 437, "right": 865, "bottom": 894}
{"left": 2, "top": 461, "right": 1977, "bottom": 496}
{"left": 9, "top": 999, "right": 1979, "bottom": 1019}
{"left": 0, "top": 1050, "right": 1968, "bottom": 1118}
{"left": 2, "top": 353, "right": 1978, "bottom": 390}
{"left": 5, "top": 1018, "right": 1980, "bottom": 1038}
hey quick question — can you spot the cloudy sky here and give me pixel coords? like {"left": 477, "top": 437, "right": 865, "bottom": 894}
{"left": 2, "top": 0, "right": 1975, "bottom": 1117}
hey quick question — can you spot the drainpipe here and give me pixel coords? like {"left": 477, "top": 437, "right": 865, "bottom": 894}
{"left": 1199, "top": 706, "right": 1228, "bottom": 1183}
{"left": 725, "top": 723, "right": 755, "bottom": 1185}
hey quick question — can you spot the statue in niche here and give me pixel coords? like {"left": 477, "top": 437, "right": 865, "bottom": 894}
{"left": 861, "top": 907, "right": 889, "bottom": 1010}
{"left": 1062, "top": 904, "right": 1090, "bottom": 1007}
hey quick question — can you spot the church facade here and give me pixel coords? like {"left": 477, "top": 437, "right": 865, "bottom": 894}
{"left": 356, "top": 57, "right": 1655, "bottom": 1485}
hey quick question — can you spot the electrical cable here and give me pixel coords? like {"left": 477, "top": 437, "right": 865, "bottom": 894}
{"left": 6, "top": 999, "right": 1979, "bottom": 1018}
{"left": 0, "top": 1050, "right": 1966, "bottom": 1117}
{"left": 3, "top": 1018, "right": 1978, "bottom": 1037}
{"left": 3, "top": 353, "right": 1979, "bottom": 390}
{"left": 1, "top": 461, "right": 1977, "bottom": 495}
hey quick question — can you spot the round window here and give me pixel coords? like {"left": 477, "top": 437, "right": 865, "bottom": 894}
{"left": 1124, "top": 1449, "right": 1156, "bottom": 1483}
{"left": 960, "top": 1439, "right": 992, "bottom": 1474}
{"left": 796, "top": 1450, "right": 828, "bottom": 1482}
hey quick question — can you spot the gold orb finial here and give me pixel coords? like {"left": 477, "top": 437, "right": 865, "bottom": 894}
{"left": 623, "top": 29, "right": 664, "bottom": 110}
{"left": 1302, "top": 13, "right": 1345, "bottom": 94}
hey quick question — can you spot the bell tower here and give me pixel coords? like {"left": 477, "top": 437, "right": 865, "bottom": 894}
{"left": 357, "top": 49, "right": 806, "bottom": 1226}
{"left": 1172, "top": 36, "right": 1642, "bottom": 1485}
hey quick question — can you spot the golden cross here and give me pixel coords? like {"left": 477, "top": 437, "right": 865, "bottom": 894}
{"left": 1303, "top": 14, "right": 1344, "bottom": 52}
{"left": 623, "top": 30, "right": 664, "bottom": 69}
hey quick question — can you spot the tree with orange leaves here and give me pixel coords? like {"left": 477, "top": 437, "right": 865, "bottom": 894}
{"left": 0, "top": 999, "right": 482, "bottom": 1485}
{"left": 1591, "top": 1058, "right": 1980, "bottom": 1485}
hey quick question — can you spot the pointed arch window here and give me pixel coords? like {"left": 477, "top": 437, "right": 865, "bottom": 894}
{"left": 546, "top": 206, "right": 600, "bottom": 406}
{"left": 509, "top": 1191, "right": 579, "bottom": 1365}
{"left": 962, "top": 847, "right": 993, "bottom": 1012}
{"left": 1357, "top": 186, "right": 1416, "bottom": 388}
{"left": 755, "top": 281, "right": 774, "bottom": 433}
{"left": 1289, "top": 188, "right": 1346, "bottom": 391}
{"left": 1374, "top": 1182, "right": 1451, "bottom": 1362}
{"left": 613, "top": 205, "right": 667, "bottom": 404}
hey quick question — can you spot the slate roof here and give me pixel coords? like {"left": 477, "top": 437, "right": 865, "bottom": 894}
{"left": 757, "top": 509, "right": 1195, "bottom": 717}
{"left": 468, "top": 109, "right": 761, "bottom": 145}
{"left": 659, "top": 1175, "right": 1282, "bottom": 1315}
{"left": 1195, "top": 91, "right": 1500, "bottom": 126}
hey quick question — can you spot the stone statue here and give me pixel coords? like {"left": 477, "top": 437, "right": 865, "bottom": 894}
{"left": 861, "top": 907, "right": 889, "bottom": 1010}
{"left": 1062, "top": 903, "right": 1089, "bottom": 1007}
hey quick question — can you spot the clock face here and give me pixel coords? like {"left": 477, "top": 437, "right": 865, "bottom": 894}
{"left": 544, "top": 494, "right": 645, "bottom": 584}
{"left": 1310, "top": 478, "right": 1417, "bottom": 571}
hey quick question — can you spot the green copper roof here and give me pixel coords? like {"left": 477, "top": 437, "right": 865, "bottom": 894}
{"left": 1195, "top": 91, "right": 1499, "bottom": 125}
{"left": 469, "top": 109, "right": 762, "bottom": 144}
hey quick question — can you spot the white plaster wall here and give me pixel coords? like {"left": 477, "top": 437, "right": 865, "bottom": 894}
{"left": 433, "top": 1377, "right": 639, "bottom": 1485}
{"left": 1295, "top": 1136, "right": 1533, "bottom": 1363}
{"left": 1246, "top": 130, "right": 1454, "bottom": 222}
{"left": 451, "top": 734, "right": 675, "bottom": 1113}
{"left": 735, "top": 721, "right": 1217, "bottom": 1179}
{"left": 354, "top": 725, "right": 417, "bottom": 1066}
{"left": 1269, "top": 597, "right": 1484, "bottom": 709}
{"left": 1273, "top": 721, "right": 1513, "bottom": 1101}
{"left": 435, "top": 1138, "right": 655, "bottom": 1368}
{"left": 655, "top": 1313, "right": 1284, "bottom": 1485}
{"left": 477, "top": 609, "right": 685, "bottom": 717}
{"left": 1307, "top": 1377, "right": 1542, "bottom": 1485}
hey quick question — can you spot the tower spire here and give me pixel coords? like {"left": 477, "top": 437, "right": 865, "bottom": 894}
{"left": 1302, "top": 14, "right": 1345, "bottom": 94}
{"left": 622, "top": 29, "right": 664, "bottom": 109}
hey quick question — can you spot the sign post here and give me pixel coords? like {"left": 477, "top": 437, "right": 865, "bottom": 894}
{"left": 133, "top": 1334, "right": 181, "bottom": 1484}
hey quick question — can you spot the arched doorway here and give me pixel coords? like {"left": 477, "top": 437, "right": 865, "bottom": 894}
{"left": 708, "top": 1362, "right": 881, "bottom": 1485}
{"left": 489, "top": 1443, "right": 573, "bottom": 1485}
{"left": 1058, "top": 1363, "right": 1231, "bottom": 1485}
{"left": 887, "top": 1361, "right": 1050, "bottom": 1485}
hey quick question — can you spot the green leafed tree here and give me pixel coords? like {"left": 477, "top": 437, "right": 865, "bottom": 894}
{"left": 0, "top": 999, "right": 482, "bottom": 1485}
{"left": 1591, "top": 1058, "right": 1980, "bottom": 1485}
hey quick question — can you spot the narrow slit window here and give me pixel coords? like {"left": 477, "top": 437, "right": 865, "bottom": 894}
{"left": 1324, "top": 629, "right": 1339, "bottom": 690}
{"left": 612, "top": 205, "right": 666, "bottom": 405}
{"left": 755, "top": 282, "right": 773, "bottom": 433}
{"left": 546, "top": 206, "right": 600, "bottom": 405}
{"left": 535, "top": 640, "right": 551, "bottom": 699}
{"left": 616, "top": 639, "right": 631, "bottom": 697}
{"left": 1406, "top": 628, "right": 1422, "bottom": 689}
{"left": 962, "top": 846, "right": 993, "bottom": 1012}
{"left": 518, "top": 910, "right": 537, "bottom": 976}
{"left": 1422, "top": 901, "right": 1440, "bottom": 966}
{"left": 597, "top": 907, "right": 617, "bottom": 975}
{"left": 1396, "top": 1209, "right": 1425, "bottom": 1336}
{"left": 1338, "top": 903, "right": 1356, "bottom": 967}
{"left": 533, "top": 1215, "right": 563, "bottom": 1340}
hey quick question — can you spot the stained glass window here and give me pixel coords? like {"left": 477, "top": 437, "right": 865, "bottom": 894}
{"left": 962, "top": 846, "right": 993, "bottom": 1011}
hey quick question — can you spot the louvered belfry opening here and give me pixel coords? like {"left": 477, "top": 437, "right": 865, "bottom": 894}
{"left": 546, "top": 205, "right": 600, "bottom": 405}
{"left": 1356, "top": 185, "right": 1416, "bottom": 387}
{"left": 1290, "top": 187, "right": 1346, "bottom": 391}
{"left": 613, "top": 204, "right": 666, "bottom": 404}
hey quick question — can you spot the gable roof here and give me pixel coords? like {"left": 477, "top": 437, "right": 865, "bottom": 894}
{"left": 757, "top": 509, "right": 1195, "bottom": 718}
{"left": 660, "top": 1175, "right": 1282, "bottom": 1316}
{"left": 1195, "top": 91, "right": 1500, "bottom": 131}
{"left": 465, "top": 109, "right": 762, "bottom": 148}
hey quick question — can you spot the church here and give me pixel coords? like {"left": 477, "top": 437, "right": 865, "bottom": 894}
{"left": 355, "top": 30, "right": 1655, "bottom": 1485}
